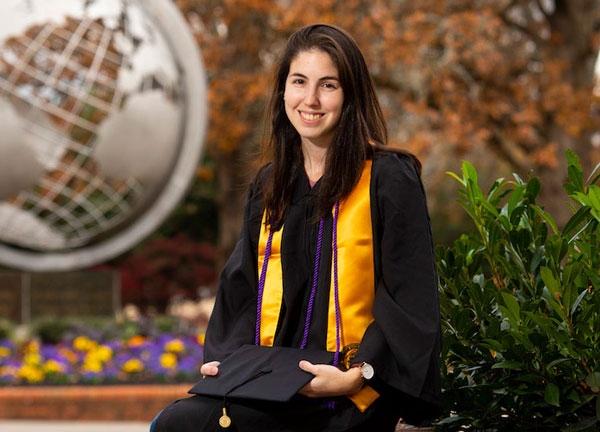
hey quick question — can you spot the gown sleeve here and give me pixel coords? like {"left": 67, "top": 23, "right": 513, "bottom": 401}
{"left": 352, "top": 153, "right": 442, "bottom": 422}
{"left": 203, "top": 169, "right": 266, "bottom": 363}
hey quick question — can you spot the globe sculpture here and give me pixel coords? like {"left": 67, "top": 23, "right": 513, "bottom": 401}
{"left": 0, "top": 0, "right": 207, "bottom": 271}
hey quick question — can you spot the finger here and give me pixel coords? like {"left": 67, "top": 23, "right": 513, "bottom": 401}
{"left": 200, "top": 362, "right": 220, "bottom": 376}
{"left": 299, "top": 360, "right": 316, "bottom": 374}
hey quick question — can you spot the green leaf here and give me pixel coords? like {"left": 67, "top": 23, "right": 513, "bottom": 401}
{"left": 564, "top": 207, "right": 592, "bottom": 236}
{"left": 566, "top": 149, "right": 584, "bottom": 193}
{"left": 481, "top": 200, "right": 499, "bottom": 217}
{"left": 508, "top": 186, "right": 525, "bottom": 217}
{"left": 540, "top": 266, "right": 561, "bottom": 295}
{"left": 492, "top": 360, "right": 523, "bottom": 370}
{"left": 562, "top": 283, "right": 576, "bottom": 316}
{"left": 512, "top": 172, "right": 526, "bottom": 186}
{"left": 462, "top": 161, "right": 478, "bottom": 186}
{"left": 563, "top": 181, "right": 577, "bottom": 196}
{"left": 587, "top": 161, "right": 600, "bottom": 185}
{"left": 544, "top": 383, "right": 560, "bottom": 407}
{"left": 542, "top": 287, "right": 568, "bottom": 321}
{"left": 571, "top": 288, "right": 589, "bottom": 315}
{"left": 568, "top": 219, "right": 594, "bottom": 245}
{"left": 567, "top": 390, "right": 581, "bottom": 403}
{"left": 566, "top": 148, "right": 581, "bottom": 166}
{"left": 498, "top": 214, "right": 511, "bottom": 230}
{"left": 588, "top": 185, "right": 600, "bottom": 210}
{"left": 585, "top": 372, "right": 600, "bottom": 392}
{"left": 529, "top": 247, "right": 545, "bottom": 274}
{"left": 527, "top": 177, "right": 541, "bottom": 200}
{"left": 486, "top": 178, "right": 506, "bottom": 202}
{"left": 545, "top": 358, "right": 573, "bottom": 372}
{"left": 480, "top": 338, "right": 504, "bottom": 352}
{"left": 501, "top": 292, "right": 520, "bottom": 323}
{"left": 445, "top": 170, "right": 465, "bottom": 186}
{"left": 573, "top": 191, "right": 591, "bottom": 207}
{"left": 533, "top": 205, "right": 559, "bottom": 235}
{"left": 436, "top": 415, "right": 464, "bottom": 425}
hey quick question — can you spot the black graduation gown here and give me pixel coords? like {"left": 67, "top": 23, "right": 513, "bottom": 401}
{"left": 153, "top": 153, "right": 441, "bottom": 432}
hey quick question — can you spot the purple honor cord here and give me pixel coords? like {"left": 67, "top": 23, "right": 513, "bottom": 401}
{"left": 328, "top": 201, "right": 341, "bottom": 410}
{"left": 255, "top": 225, "right": 274, "bottom": 345}
{"left": 300, "top": 217, "right": 324, "bottom": 349}
{"left": 332, "top": 201, "right": 341, "bottom": 368}
{"left": 255, "top": 202, "right": 341, "bottom": 410}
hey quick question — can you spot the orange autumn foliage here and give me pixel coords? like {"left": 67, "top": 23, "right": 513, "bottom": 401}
{"left": 175, "top": 0, "right": 600, "bottom": 252}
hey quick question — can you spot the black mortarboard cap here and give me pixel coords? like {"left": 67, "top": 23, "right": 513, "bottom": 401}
{"left": 188, "top": 344, "right": 334, "bottom": 403}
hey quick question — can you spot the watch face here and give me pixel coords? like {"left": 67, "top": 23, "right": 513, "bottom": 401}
{"left": 361, "top": 363, "right": 375, "bottom": 380}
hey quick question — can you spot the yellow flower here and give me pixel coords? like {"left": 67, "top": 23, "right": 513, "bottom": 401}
{"left": 59, "top": 348, "right": 78, "bottom": 364}
{"left": 24, "top": 352, "right": 42, "bottom": 366}
{"left": 122, "top": 358, "right": 144, "bottom": 373}
{"left": 160, "top": 353, "right": 177, "bottom": 369}
{"left": 88, "top": 345, "right": 113, "bottom": 363}
{"left": 73, "top": 336, "right": 97, "bottom": 352}
{"left": 197, "top": 333, "right": 205, "bottom": 346}
{"left": 18, "top": 364, "right": 44, "bottom": 383}
{"left": 83, "top": 358, "right": 103, "bottom": 373}
{"left": 42, "top": 359, "right": 64, "bottom": 374}
{"left": 164, "top": 339, "right": 184, "bottom": 353}
{"left": 0, "top": 347, "right": 11, "bottom": 357}
{"left": 128, "top": 335, "right": 146, "bottom": 347}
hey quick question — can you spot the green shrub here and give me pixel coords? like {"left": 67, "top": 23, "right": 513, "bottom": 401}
{"left": 31, "top": 316, "right": 74, "bottom": 344}
{"left": 437, "top": 151, "right": 600, "bottom": 431}
{"left": 0, "top": 319, "right": 13, "bottom": 340}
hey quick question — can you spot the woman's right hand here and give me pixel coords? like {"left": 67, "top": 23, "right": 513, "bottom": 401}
{"left": 200, "top": 361, "right": 220, "bottom": 378}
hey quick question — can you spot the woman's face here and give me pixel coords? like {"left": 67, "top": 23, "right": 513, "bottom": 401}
{"left": 283, "top": 49, "right": 344, "bottom": 148}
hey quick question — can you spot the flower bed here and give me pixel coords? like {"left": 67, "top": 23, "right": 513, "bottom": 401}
{"left": 0, "top": 333, "right": 204, "bottom": 385}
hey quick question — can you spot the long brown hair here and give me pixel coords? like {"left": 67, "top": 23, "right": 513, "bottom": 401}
{"left": 261, "top": 24, "right": 419, "bottom": 225}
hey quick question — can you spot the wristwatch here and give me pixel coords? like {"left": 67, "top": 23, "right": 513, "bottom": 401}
{"left": 351, "top": 362, "right": 374, "bottom": 380}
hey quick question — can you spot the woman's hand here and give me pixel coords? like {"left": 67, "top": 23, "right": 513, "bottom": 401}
{"left": 298, "top": 360, "right": 364, "bottom": 398}
{"left": 200, "top": 360, "right": 220, "bottom": 378}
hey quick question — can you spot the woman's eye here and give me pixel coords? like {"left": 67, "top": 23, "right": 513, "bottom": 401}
{"left": 322, "top": 82, "right": 336, "bottom": 89}
{"left": 292, "top": 78, "right": 304, "bottom": 84}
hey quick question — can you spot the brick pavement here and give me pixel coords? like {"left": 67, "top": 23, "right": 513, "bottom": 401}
{"left": 0, "top": 384, "right": 190, "bottom": 422}
{"left": 0, "top": 420, "right": 149, "bottom": 431}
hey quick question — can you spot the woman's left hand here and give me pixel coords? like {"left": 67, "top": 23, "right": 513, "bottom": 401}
{"left": 298, "top": 360, "right": 364, "bottom": 398}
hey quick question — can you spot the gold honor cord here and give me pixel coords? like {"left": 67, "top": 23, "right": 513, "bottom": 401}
{"left": 326, "top": 160, "right": 375, "bottom": 352}
{"left": 325, "top": 160, "right": 378, "bottom": 412}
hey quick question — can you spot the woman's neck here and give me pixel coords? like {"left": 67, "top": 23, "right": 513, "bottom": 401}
{"left": 301, "top": 139, "right": 328, "bottom": 183}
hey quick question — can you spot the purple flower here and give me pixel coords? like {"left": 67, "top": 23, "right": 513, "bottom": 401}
{"left": 178, "top": 356, "right": 200, "bottom": 375}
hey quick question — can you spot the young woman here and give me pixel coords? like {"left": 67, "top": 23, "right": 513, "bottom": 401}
{"left": 153, "top": 24, "right": 441, "bottom": 431}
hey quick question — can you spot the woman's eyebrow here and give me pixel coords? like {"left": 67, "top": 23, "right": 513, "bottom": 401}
{"left": 289, "top": 72, "right": 340, "bottom": 81}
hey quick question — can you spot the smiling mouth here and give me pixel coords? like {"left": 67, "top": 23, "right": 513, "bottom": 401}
{"left": 299, "top": 111, "right": 324, "bottom": 121}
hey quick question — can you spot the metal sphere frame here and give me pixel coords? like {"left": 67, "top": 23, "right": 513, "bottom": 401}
{"left": 0, "top": 0, "right": 208, "bottom": 271}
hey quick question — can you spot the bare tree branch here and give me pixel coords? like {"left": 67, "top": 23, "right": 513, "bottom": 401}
{"left": 499, "top": 13, "right": 545, "bottom": 45}
{"left": 534, "top": 0, "right": 551, "bottom": 21}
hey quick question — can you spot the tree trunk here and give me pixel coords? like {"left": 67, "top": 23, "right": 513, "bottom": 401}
{"left": 536, "top": 0, "right": 600, "bottom": 227}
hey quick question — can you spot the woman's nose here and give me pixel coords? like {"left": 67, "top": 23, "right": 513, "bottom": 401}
{"left": 304, "top": 86, "right": 319, "bottom": 106}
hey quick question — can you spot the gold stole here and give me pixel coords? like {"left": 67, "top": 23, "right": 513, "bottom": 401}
{"left": 257, "top": 161, "right": 379, "bottom": 412}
